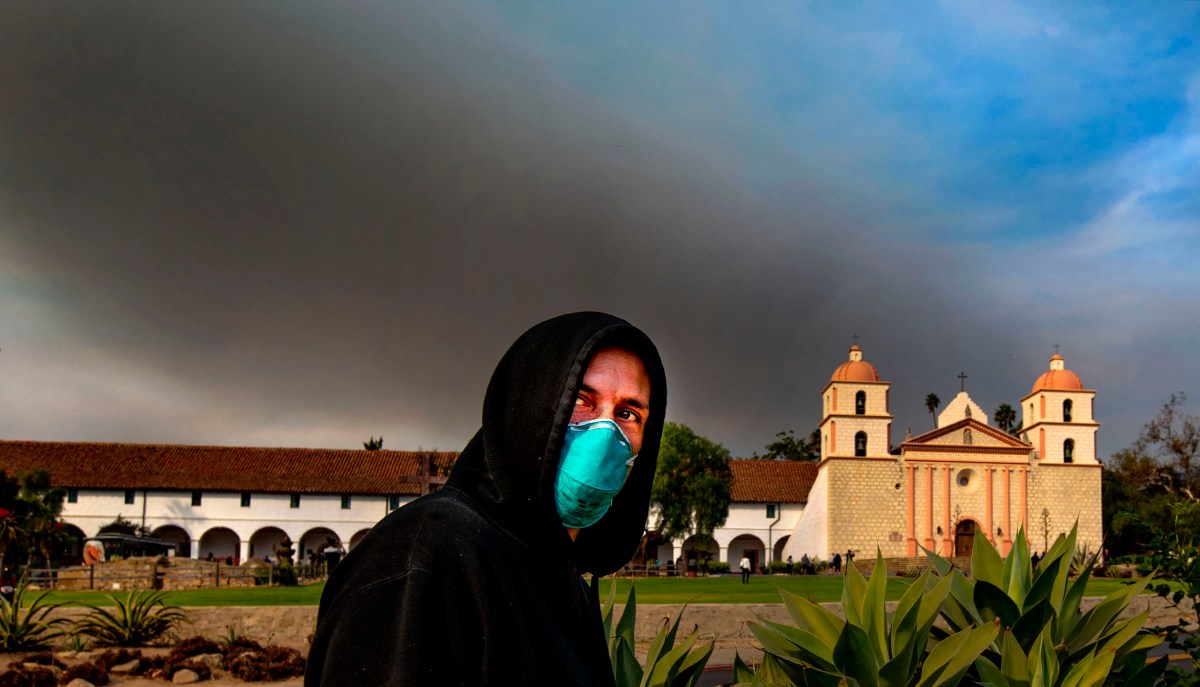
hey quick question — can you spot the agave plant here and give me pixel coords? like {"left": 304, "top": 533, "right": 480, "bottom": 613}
{"left": 601, "top": 582, "right": 714, "bottom": 687}
{"left": 743, "top": 553, "right": 998, "bottom": 686}
{"left": 934, "top": 525, "right": 1165, "bottom": 687}
{"left": 74, "top": 589, "right": 188, "bottom": 646}
{"left": 0, "top": 579, "right": 69, "bottom": 650}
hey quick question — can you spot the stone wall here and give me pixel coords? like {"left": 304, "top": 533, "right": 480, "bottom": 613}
{"left": 41, "top": 594, "right": 1191, "bottom": 656}
{"left": 46, "top": 557, "right": 259, "bottom": 591}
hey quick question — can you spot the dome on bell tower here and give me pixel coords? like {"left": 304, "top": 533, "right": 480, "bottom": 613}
{"left": 1031, "top": 353, "right": 1084, "bottom": 392}
{"left": 831, "top": 345, "right": 880, "bottom": 382}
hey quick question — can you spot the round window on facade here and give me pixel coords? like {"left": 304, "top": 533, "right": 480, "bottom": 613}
{"left": 956, "top": 468, "right": 977, "bottom": 492}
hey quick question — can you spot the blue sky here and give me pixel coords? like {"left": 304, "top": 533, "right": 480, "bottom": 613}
{"left": 1, "top": 1, "right": 1198, "bottom": 456}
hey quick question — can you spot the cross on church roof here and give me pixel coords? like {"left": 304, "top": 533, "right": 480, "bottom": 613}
{"left": 958, "top": 371, "right": 968, "bottom": 392}
{"left": 1054, "top": 343, "right": 1061, "bottom": 355}
{"left": 852, "top": 333, "right": 859, "bottom": 346}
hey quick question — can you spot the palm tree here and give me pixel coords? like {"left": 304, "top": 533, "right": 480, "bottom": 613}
{"left": 994, "top": 403, "right": 1017, "bottom": 433}
{"left": 925, "top": 393, "right": 941, "bottom": 429}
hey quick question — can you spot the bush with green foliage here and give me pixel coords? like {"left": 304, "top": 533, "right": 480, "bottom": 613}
{"left": 706, "top": 561, "right": 730, "bottom": 575}
{"left": 743, "top": 552, "right": 997, "bottom": 686}
{"left": 937, "top": 525, "right": 1162, "bottom": 686}
{"left": 742, "top": 526, "right": 1164, "bottom": 686}
{"left": 0, "top": 581, "right": 67, "bottom": 651}
{"left": 74, "top": 590, "right": 188, "bottom": 646}
{"left": 601, "top": 584, "right": 713, "bottom": 686}
{"left": 1131, "top": 499, "right": 1200, "bottom": 685}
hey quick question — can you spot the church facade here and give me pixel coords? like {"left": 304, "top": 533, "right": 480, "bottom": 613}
{"left": 783, "top": 345, "right": 1103, "bottom": 562}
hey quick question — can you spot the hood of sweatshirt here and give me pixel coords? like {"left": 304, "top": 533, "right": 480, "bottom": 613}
{"left": 445, "top": 312, "right": 667, "bottom": 577}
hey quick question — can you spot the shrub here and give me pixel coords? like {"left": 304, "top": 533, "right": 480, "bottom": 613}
{"left": 169, "top": 635, "right": 221, "bottom": 662}
{"left": 941, "top": 525, "right": 1163, "bottom": 686}
{"left": 165, "top": 659, "right": 212, "bottom": 681}
{"left": 61, "top": 661, "right": 110, "bottom": 686}
{"left": 94, "top": 648, "right": 143, "bottom": 672}
{"left": 222, "top": 636, "right": 265, "bottom": 662}
{"left": 743, "top": 525, "right": 1165, "bottom": 686}
{"left": 743, "top": 551, "right": 996, "bottom": 686}
{"left": 227, "top": 645, "right": 306, "bottom": 682}
{"left": 74, "top": 590, "right": 187, "bottom": 646}
{"left": 601, "top": 584, "right": 712, "bottom": 686}
{"left": 0, "top": 581, "right": 68, "bottom": 651}
{"left": 10, "top": 654, "right": 61, "bottom": 670}
{"left": 706, "top": 561, "right": 730, "bottom": 574}
{"left": 0, "top": 667, "right": 56, "bottom": 687}
{"left": 767, "top": 561, "right": 788, "bottom": 574}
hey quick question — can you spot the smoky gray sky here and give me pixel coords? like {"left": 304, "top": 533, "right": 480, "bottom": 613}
{"left": 2, "top": 2, "right": 1198, "bottom": 458}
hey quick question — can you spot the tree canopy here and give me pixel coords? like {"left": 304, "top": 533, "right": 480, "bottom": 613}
{"left": 650, "top": 422, "right": 733, "bottom": 541}
{"left": 0, "top": 470, "right": 66, "bottom": 567}
{"left": 753, "top": 428, "right": 821, "bottom": 461}
{"left": 993, "top": 403, "right": 1017, "bottom": 433}
{"left": 924, "top": 393, "right": 941, "bottom": 428}
{"left": 1105, "top": 392, "right": 1200, "bottom": 556}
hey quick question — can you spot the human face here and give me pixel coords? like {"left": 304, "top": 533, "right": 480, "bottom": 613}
{"left": 570, "top": 346, "right": 652, "bottom": 456}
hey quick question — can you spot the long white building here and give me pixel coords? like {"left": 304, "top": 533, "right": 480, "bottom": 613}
{"left": 2, "top": 441, "right": 816, "bottom": 570}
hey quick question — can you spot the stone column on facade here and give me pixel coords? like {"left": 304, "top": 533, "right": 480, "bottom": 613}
{"left": 239, "top": 540, "right": 251, "bottom": 564}
{"left": 924, "top": 464, "right": 936, "bottom": 551}
{"left": 906, "top": 463, "right": 917, "bottom": 556}
{"left": 1002, "top": 468, "right": 1013, "bottom": 555}
{"left": 1020, "top": 467, "right": 1029, "bottom": 534}
{"left": 942, "top": 465, "right": 953, "bottom": 556}
{"left": 190, "top": 540, "right": 202, "bottom": 559}
{"left": 720, "top": 546, "right": 729, "bottom": 565}
{"left": 985, "top": 467, "right": 994, "bottom": 545}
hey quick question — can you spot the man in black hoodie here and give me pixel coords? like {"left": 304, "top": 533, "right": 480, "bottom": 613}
{"left": 306, "top": 312, "right": 667, "bottom": 686}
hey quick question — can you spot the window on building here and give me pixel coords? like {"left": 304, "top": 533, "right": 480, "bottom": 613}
{"left": 191, "top": 491, "right": 202, "bottom": 507}
{"left": 766, "top": 504, "right": 776, "bottom": 518}
{"left": 241, "top": 492, "right": 252, "bottom": 508}
{"left": 854, "top": 431, "right": 867, "bottom": 457}
{"left": 389, "top": 495, "right": 401, "bottom": 511}
{"left": 124, "top": 489, "right": 135, "bottom": 505}
{"left": 290, "top": 493, "right": 301, "bottom": 508}
{"left": 341, "top": 495, "right": 352, "bottom": 509}
{"left": 855, "top": 391, "right": 866, "bottom": 415}
{"left": 1063, "top": 399, "right": 1073, "bottom": 422}
{"left": 1064, "top": 439, "right": 1075, "bottom": 463}
{"left": 67, "top": 488, "right": 78, "bottom": 504}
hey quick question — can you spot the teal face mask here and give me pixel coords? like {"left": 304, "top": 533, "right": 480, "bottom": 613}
{"left": 554, "top": 419, "right": 636, "bottom": 529}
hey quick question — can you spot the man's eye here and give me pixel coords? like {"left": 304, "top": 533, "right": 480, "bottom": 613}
{"left": 618, "top": 409, "right": 642, "bottom": 422}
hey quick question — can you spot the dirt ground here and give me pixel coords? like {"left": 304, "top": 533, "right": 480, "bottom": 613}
{"left": 4, "top": 647, "right": 304, "bottom": 686}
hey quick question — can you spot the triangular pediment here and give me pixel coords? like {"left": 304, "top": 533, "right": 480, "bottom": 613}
{"left": 903, "top": 417, "right": 1031, "bottom": 450}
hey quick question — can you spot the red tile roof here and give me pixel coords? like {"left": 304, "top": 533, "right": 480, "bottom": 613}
{"left": 1, "top": 442, "right": 815, "bottom": 504}
{"left": 0, "top": 441, "right": 459, "bottom": 496}
{"left": 729, "top": 460, "right": 818, "bottom": 503}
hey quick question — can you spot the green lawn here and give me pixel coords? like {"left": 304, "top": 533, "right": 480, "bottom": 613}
{"left": 35, "top": 575, "right": 1139, "bottom": 607}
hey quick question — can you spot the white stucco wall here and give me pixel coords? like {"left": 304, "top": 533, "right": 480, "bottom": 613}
{"left": 61, "top": 489, "right": 418, "bottom": 562}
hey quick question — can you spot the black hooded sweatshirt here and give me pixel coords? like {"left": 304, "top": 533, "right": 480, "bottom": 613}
{"left": 306, "top": 312, "right": 667, "bottom": 686}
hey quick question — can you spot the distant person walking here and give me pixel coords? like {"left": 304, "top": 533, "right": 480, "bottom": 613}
{"left": 785, "top": 555, "right": 794, "bottom": 575}
{"left": 832, "top": 552, "right": 842, "bottom": 573}
{"left": 323, "top": 537, "right": 345, "bottom": 572}
{"left": 739, "top": 555, "right": 751, "bottom": 584}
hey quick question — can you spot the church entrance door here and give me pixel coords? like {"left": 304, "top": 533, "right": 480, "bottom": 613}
{"left": 954, "top": 520, "right": 976, "bottom": 558}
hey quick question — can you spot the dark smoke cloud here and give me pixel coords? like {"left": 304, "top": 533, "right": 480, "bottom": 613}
{"left": 0, "top": 2, "right": 1091, "bottom": 456}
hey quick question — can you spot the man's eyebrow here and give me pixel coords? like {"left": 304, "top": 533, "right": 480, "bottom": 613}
{"left": 621, "top": 396, "right": 650, "bottom": 411}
